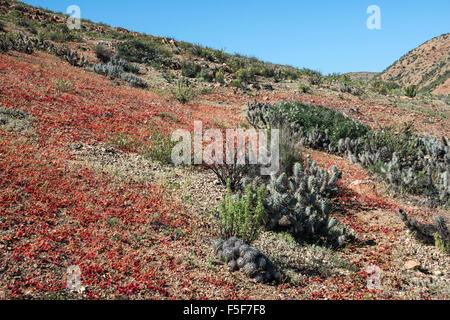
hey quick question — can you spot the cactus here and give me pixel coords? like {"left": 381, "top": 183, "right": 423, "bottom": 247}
{"left": 94, "top": 55, "right": 148, "bottom": 88}
{"left": 246, "top": 101, "right": 450, "bottom": 206}
{"left": 213, "top": 236, "right": 282, "bottom": 283}
{"left": 0, "top": 32, "right": 87, "bottom": 67}
{"left": 264, "top": 161, "right": 347, "bottom": 247}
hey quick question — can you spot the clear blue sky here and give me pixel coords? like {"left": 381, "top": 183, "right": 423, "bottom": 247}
{"left": 22, "top": 0, "right": 450, "bottom": 74}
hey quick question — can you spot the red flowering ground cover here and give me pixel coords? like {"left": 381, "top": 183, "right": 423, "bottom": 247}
{"left": 0, "top": 50, "right": 448, "bottom": 300}
{"left": 0, "top": 51, "right": 244, "bottom": 299}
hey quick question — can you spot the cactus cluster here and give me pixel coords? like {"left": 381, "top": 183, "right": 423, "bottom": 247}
{"left": 0, "top": 31, "right": 51, "bottom": 54}
{"left": 0, "top": 31, "right": 87, "bottom": 67}
{"left": 349, "top": 132, "right": 450, "bottom": 205}
{"left": 246, "top": 101, "right": 450, "bottom": 206}
{"left": 94, "top": 55, "right": 148, "bottom": 88}
{"left": 212, "top": 237, "right": 282, "bottom": 283}
{"left": 54, "top": 46, "right": 87, "bottom": 67}
{"left": 265, "top": 158, "right": 348, "bottom": 247}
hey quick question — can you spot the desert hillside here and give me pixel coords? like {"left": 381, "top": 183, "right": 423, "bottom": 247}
{"left": 381, "top": 33, "right": 450, "bottom": 95}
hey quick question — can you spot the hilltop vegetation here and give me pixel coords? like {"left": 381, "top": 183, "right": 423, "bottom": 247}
{"left": 381, "top": 33, "right": 450, "bottom": 95}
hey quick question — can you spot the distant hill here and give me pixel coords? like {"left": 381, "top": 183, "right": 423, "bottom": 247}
{"left": 381, "top": 33, "right": 450, "bottom": 95}
{"left": 344, "top": 72, "right": 378, "bottom": 82}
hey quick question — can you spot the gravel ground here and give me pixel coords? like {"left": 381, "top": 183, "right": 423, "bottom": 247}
{"left": 65, "top": 142, "right": 449, "bottom": 299}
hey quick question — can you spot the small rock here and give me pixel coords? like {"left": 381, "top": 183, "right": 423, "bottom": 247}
{"left": 404, "top": 260, "right": 420, "bottom": 270}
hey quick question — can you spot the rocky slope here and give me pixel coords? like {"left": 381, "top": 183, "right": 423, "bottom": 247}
{"left": 381, "top": 33, "right": 450, "bottom": 95}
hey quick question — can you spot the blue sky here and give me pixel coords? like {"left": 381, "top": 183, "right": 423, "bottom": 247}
{"left": 22, "top": 0, "right": 450, "bottom": 74}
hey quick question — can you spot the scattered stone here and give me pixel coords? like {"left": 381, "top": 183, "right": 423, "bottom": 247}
{"left": 404, "top": 260, "right": 421, "bottom": 270}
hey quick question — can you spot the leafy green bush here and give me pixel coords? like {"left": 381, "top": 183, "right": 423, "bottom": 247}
{"left": 279, "top": 102, "right": 370, "bottom": 146}
{"left": 215, "top": 70, "right": 225, "bottom": 84}
{"left": 219, "top": 181, "right": 266, "bottom": 244}
{"left": 404, "top": 85, "right": 418, "bottom": 98}
{"left": 235, "top": 67, "right": 256, "bottom": 84}
{"left": 196, "top": 68, "right": 214, "bottom": 82}
{"left": 55, "top": 79, "right": 73, "bottom": 93}
{"left": 37, "top": 24, "right": 80, "bottom": 42}
{"left": 371, "top": 80, "right": 400, "bottom": 95}
{"left": 117, "top": 39, "right": 169, "bottom": 66}
{"left": 109, "top": 132, "right": 139, "bottom": 151}
{"left": 95, "top": 43, "right": 114, "bottom": 63}
{"left": 174, "top": 79, "right": 194, "bottom": 104}
{"left": 325, "top": 73, "right": 352, "bottom": 84}
{"left": 180, "top": 60, "right": 201, "bottom": 78}
{"left": 145, "top": 130, "right": 177, "bottom": 165}
{"left": 298, "top": 83, "right": 311, "bottom": 94}
{"left": 308, "top": 73, "right": 323, "bottom": 86}
{"left": 230, "top": 79, "right": 244, "bottom": 89}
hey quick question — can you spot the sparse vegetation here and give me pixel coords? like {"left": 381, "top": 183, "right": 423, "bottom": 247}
{"left": 218, "top": 181, "right": 266, "bottom": 244}
{"left": 0, "top": 0, "right": 448, "bottom": 301}
{"left": 215, "top": 70, "right": 225, "bottom": 84}
{"left": 174, "top": 78, "right": 194, "bottom": 103}
{"left": 145, "top": 130, "right": 177, "bottom": 165}
{"left": 117, "top": 39, "right": 170, "bottom": 67}
{"left": 55, "top": 78, "right": 73, "bottom": 93}
{"left": 95, "top": 43, "right": 114, "bottom": 63}
{"left": 371, "top": 80, "right": 400, "bottom": 95}
{"left": 405, "top": 85, "right": 418, "bottom": 98}
{"left": 298, "top": 83, "right": 311, "bottom": 94}
{"left": 94, "top": 55, "right": 147, "bottom": 88}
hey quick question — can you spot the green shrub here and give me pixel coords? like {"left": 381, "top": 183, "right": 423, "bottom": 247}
{"left": 404, "top": 85, "right": 418, "bottom": 98}
{"left": 109, "top": 132, "right": 138, "bottom": 151}
{"left": 230, "top": 79, "right": 244, "bottom": 88}
{"left": 196, "top": 68, "right": 214, "bottom": 82}
{"left": 146, "top": 130, "right": 177, "bottom": 165}
{"left": 371, "top": 80, "right": 399, "bottom": 95}
{"left": 215, "top": 70, "right": 225, "bottom": 84}
{"left": 174, "top": 79, "right": 194, "bottom": 104}
{"left": 37, "top": 24, "right": 79, "bottom": 42}
{"left": 325, "top": 73, "right": 352, "bottom": 84}
{"left": 278, "top": 102, "right": 370, "bottom": 146}
{"left": 308, "top": 72, "right": 323, "bottom": 86}
{"left": 95, "top": 43, "right": 113, "bottom": 63}
{"left": 55, "top": 79, "right": 73, "bottom": 93}
{"left": 235, "top": 67, "right": 255, "bottom": 84}
{"left": 181, "top": 60, "right": 201, "bottom": 78}
{"left": 298, "top": 83, "right": 311, "bottom": 94}
{"left": 118, "top": 39, "right": 169, "bottom": 66}
{"left": 434, "top": 233, "right": 449, "bottom": 254}
{"left": 219, "top": 181, "right": 266, "bottom": 244}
